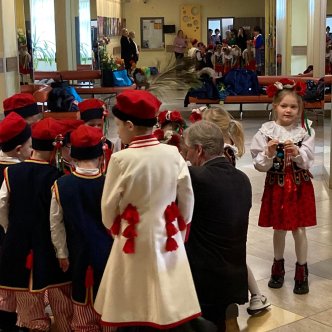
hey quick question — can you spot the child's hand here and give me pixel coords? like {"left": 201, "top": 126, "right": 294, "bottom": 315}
{"left": 284, "top": 140, "right": 299, "bottom": 157}
{"left": 59, "top": 258, "right": 69, "bottom": 272}
{"left": 266, "top": 139, "right": 279, "bottom": 158}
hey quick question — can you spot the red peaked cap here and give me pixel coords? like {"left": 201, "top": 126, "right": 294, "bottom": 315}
{"left": 31, "top": 118, "right": 65, "bottom": 151}
{"left": 70, "top": 124, "right": 104, "bottom": 160}
{"left": 113, "top": 90, "right": 161, "bottom": 126}
{"left": 0, "top": 112, "right": 31, "bottom": 152}
{"left": 3, "top": 93, "right": 40, "bottom": 118}
{"left": 57, "top": 119, "right": 85, "bottom": 145}
{"left": 78, "top": 98, "right": 105, "bottom": 122}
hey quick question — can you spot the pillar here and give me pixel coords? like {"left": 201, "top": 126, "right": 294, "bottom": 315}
{"left": 0, "top": 0, "right": 20, "bottom": 112}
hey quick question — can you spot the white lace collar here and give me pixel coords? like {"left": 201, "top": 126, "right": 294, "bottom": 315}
{"left": 258, "top": 121, "right": 312, "bottom": 143}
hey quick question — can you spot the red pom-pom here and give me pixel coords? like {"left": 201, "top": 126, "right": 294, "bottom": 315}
{"left": 122, "top": 224, "right": 138, "bottom": 238}
{"left": 171, "top": 202, "right": 180, "bottom": 217}
{"left": 266, "top": 84, "right": 278, "bottom": 97}
{"left": 177, "top": 215, "right": 187, "bottom": 231}
{"left": 165, "top": 204, "right": 176, "bottom": 223}
{"left": 123, "top": 238, "right": 135, "bottom": 254}
{"left": 153, "top": 128, "right": 165, "bottom": 140}
{"left": 122, "top": 204, "right": 139, "bottom": 225}
{"left": 25, "top": 250, "right": 33, "bottom": 270}
{"left": 166, "top": 222, "right": 178, "bottom": 237}
{"left": 166, "top": 237, "right": 178, "bottom": 252}
{"left": 110, "top": 215, "right": 122, "bottom": 235}
{"left": 85, "top": 265, "right": 94, "bottom": 288}
{"left": 294, "top": 81, "right": 307, "bottom": 96}
{"left": 157, "top": 111, "right": 168, "bottom": 126}
{"left": 279, "top": 78, "right": 295, "bottom": 86}
{"left": 189, "top": 112, "right": 202, "bottom": 123}
{"left": 169, "top": 111, "right": 183, "bottom": 123}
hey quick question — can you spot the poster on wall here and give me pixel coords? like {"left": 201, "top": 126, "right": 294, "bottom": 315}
{"left": 97, "top": 16, "right": 104, "bottom": 38}
{"left": 140, "top": 17, "right": 164, "bottom": 49}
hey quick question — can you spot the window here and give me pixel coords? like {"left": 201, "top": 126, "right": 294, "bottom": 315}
{"left": 79, "top": 0, "right": 92, "bottom": 65}
{"left": 207, "top": 17, "right": 234, "bottom": 41}
{"left": 30, "top": 0, "right": 56, "bottom": 71}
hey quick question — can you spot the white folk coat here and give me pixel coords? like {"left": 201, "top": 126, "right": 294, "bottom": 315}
{"left": 94, "top": 135, "right": 201, "bottom": 329}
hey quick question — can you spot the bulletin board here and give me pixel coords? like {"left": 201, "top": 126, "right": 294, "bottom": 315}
{"left": 140, "top": 17, "right": 165, "bottom": 50}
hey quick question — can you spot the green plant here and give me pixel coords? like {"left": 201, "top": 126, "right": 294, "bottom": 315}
{"left": 80, "top": 42, "right": 92, "bottom": 64}
{"left": 31, "top": 26, "right": 56, "bottom": 69}
{"left": 17, "top": 28, "right": 27, "bottom": 46}
{"left": 99, "top": 45, "right": 118, "bottom": 71}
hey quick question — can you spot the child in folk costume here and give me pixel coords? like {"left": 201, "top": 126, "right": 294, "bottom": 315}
{"left": 242, "top": 40, "right": 256, "bottom": 71}
{"left": 153, "top": 110, "right": 187, "bottom": 151}
{"left": 0, "top": 118, "right": 73, "bottom": 331}
{"left": 0, "top": 113, "right": 32, "bottom": 331}
{"left": 222, "top": 47, "right": 233, "bottom": 76}
{"left": 214, "top": 43, "right": 224, "bottom": 76}
{"left": 250, "top": 79, "right": 316, "bottom": 295}
{"left": 50, "top": 125, "right": 114, "bottom": 332}
{"left": 3, "top": 93, "right": 41, "bottom": 125}
{"left": 94, "top": 90, "right": 201, "bottom": 329}
{"left": 56, "top": 119, "right": 85, "bottom": 175}
{"left": 202, "top": 107, "right": 271, "bottom": 315}
{"left": 78, "top": 99, "right": 115, "bottom": 168}
{"left": 231, "top": 45, "right": 241, "bottom": 69}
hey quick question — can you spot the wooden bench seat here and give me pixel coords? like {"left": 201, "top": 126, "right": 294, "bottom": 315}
{"left": 188, "top": 76, "right": 325, "bottom": 119}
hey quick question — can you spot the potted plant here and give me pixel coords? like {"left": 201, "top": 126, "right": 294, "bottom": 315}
{"left": 99, "top": 37, "right": 118, "bottom": 87}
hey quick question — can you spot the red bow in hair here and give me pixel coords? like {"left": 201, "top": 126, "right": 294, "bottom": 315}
{"left": 189, "top": 106, "right": 207, "bottom": 123}
{"left": 158, "top": 110, "right": 185, "bottom": 127}
{"left": 266, "top": 79, "right": 307, "bottom": 97}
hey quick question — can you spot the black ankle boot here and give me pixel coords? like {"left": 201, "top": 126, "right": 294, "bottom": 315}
{"left": 293, "top": 262, "right": 309, "bottom": 294}
{"left": 268, "top": 258, "right": 285, "bottom": 288}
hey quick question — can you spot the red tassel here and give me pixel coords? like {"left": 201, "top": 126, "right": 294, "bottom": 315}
{"left": 165, "top": 205, "right": 176, "bottom": 223}
{"left": 25, "top": 250, "right": 33, "bottom": 270}
{"left": 171, "top": 202, "right": 180, "bottom": 217}
{"left": 177, "top": 215, "right": 187, "bottom": 231}
{"left": 123, "top": 238, "right": 135, "bottom": 254}
{"left": 122, "top": 204, "right": 140, "bottom": 225}
{"left": 166, "top": 222, "right": 178, "bottom": 237}
{"left": 85, "top": 265, "right": 94, "bottom": 288}
{"left": 166, "top": 237, "right": 178, "bottom": 252}
{"left": 110, "top": 215, "right": 122, "bottom": 235}
{"left": 122, "top": 224, "right": 138, "bottom": 238}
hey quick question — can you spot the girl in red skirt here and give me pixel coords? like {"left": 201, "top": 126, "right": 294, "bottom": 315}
{"left": 250, "top": 78, "right": 316, "bottom": 295}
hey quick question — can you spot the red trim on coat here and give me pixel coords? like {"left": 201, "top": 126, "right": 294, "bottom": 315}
{"left": 129, "top": 135, "right": 160, "bottom": 149}
{"left": 100, "top": 312, "right": 201, "bottom": 328}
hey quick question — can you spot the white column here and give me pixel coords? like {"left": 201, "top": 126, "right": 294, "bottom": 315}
{"left": 307, "top": 0, "right": 326, "bottom": 77}
{"left": 0, "top": 0, "right": 20, "bottom": 112}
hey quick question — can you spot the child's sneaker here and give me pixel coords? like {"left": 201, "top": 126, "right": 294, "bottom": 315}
{"left": 247, "top": 294, "right": 271, "bottom": 315}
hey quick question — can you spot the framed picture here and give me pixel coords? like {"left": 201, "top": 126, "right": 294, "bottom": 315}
{"left": 140, "top": 17, "right": 165, "bottom": 50}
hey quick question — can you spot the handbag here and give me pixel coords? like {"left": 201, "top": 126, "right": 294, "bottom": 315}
{"left": 112, "top": 69, "right": 133, "bottom": 87}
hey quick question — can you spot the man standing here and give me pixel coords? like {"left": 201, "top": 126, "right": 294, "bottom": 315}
{"left": 184, "top": 120, "right": 251, "bottom": 332}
